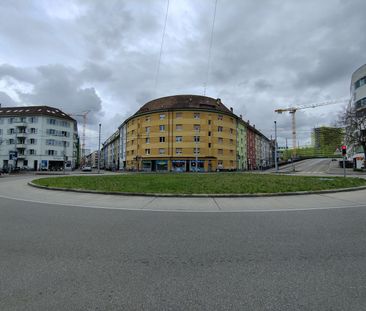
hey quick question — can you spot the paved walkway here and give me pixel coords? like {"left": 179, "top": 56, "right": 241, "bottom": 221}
{"left": 0, "top": 175, "right": 365, "bottom": 213}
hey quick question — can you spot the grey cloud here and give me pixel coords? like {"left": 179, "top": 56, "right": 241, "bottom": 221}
{"left": 0, "top": 91, "right": 17, "bottom": 106}
{"left": 0, "top": 63, "right": 103, "bottom": 125}
{"left": 0, "top": 64, "right": 39, "bottom": 83}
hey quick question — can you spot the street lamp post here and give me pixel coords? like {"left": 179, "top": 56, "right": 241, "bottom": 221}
{"left": 274, "top": 121, "right": 278, "bottom": 173}
{"left": 195, "top": 127, "right": 199, "bottom": 172}
{"left": 98, "top": 123, "right": 101, "bottom": 174}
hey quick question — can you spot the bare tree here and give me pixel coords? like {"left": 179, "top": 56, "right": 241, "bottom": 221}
{"left": 340, "top": 104, "right": 366, "bottom": 167}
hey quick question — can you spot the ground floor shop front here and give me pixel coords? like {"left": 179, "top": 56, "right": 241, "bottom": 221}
{"left": 125, "top": 157, "right": 237, "bottom": 172}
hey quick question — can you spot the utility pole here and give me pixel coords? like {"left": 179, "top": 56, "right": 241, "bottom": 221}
{"left": 195, "top": 128, "right": 199, "bottom": 172}
{"left": 274, "top": 121, "right": 278, "bottom": 173}
{"left": 98, "top": 123, "right": 101, "bottom": 174}
{"left": 63, "top": 140, "right": 67, "bottom": 175}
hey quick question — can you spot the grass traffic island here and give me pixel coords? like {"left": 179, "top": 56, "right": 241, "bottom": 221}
{"left": 31, "top": 173, "right": 366, "bottom": 196}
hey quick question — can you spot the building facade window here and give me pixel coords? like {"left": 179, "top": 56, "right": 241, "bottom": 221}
{"left": 176, "top": 148, "right": 182, "bottom": 154}
{"left": 176, "top": 112, "right": 182, "bottom": 118}
{"left": 218, "top": 126, "right": 223, "bottom": 132}
{"left": 145, "top": 149, "right": 150, "bottom": 155}
{"left": 146, "top": 126, "right": 150, "bottom": 133}
{"left": 194, "top": 148, "right": 200, "bottom": 154}
{"left": 145, "top": 137, "right": 150, "bottom": 143}
{"left": 194, "top": 124, "right": 200, "bottom": 131}
{"left": 194, "top": 113, "right": 200, "bottom": 119}
{"left": 355, "top": 76, "right": 366, "bottom": 89}
{"left": 218, "top": 137, "right": 223, "bottom": 144}
{"left": 218, "top": 114, "right": 223, "bottom": 120}
{"left": 159, "top": 148, "right": 165, "bottom": 154}
{"left": 176, "top": 136, "right": 183, "bottom": 142}
{"left": 159, "top": 125, "right": 165, "bottom": 132}
{"left": 160, "top": 114, "right": 166, "bottom": 120}
{"left": 159, "top": 136, "right": 165, "bottom": 142}
{"left": 194, "top": 136, "right": 200, "bottom": 142}
{"left": 176, "top": 124, "right": 183, "bottom": 131}
{"left": 218, "top": 149, "right": 223, "bottom": 155}
{"left": 47, "top": 150, "right": 57, "bottom": 156}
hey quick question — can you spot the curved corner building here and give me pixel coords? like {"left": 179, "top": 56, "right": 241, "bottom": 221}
{"left": 120, "top": 95, "right": 238, "bottom": 172}
{"left": 351, "top": 64, "right": 366, "bottom": 114}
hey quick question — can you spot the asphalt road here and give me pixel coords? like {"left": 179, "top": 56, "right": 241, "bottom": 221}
{"left": 1, "top": 196, "right": 366, "bottom": 310}
{"left": 268, "top": 158, "right": 333, "bottom": 174}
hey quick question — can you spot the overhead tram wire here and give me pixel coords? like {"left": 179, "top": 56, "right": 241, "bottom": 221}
{"left": 154, "top": 0, "right": 170, "bottom": 95}
{"left": 203, "top": 0, "right": 218, "bottom": 96}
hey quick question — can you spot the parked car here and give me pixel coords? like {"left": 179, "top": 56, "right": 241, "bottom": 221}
{"left": 81, "top": 165, "right": 92, "bottom": 172}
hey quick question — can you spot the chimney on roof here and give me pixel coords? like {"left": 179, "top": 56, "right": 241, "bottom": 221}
{"left": 230, "top": 107, "right": 233, "bottom": 113}
{"left": 240, "top": 114, "right": 242, "bottom": 119}
{"left": 253, "top": 124, "right": 255, "bottom": 128}
{"left": 247, "top": 120, "right": 250, "bottom": 125}
{"left": 216, "top": 98, "right": 221, "bottom": 105}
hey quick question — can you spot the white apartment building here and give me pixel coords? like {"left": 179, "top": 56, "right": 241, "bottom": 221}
{"left": 350, "top": 64, "right": 366, "bottom": 168}
{"left": 101, "top": 130, "right": 119, "bottom": 170}
{"left": 0, "top": 105, "right": 78, "bottom": 171}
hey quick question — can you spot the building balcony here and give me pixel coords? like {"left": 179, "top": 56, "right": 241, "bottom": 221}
{"left": 16, "top": 144, "right": 26, "bottom": 149}
{"left": 17, "top": 154, "right": 26, "bottom": 159}
{"left": 15, "top": 122, "right": 27, "bottom": 127}
{"left": 16, "top": 132, "right": 27, "bottom": 138}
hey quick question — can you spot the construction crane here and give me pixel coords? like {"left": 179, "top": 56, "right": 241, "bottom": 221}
{"left": 275, "top": 99, "right": 348, "bottom": 157}
{"left": 67, "top": 111, "right": 90, "bottom": 161}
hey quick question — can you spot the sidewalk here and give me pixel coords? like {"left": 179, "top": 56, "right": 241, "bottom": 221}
{"left": 326, "top": 160, "right": 366, "bottom": 176}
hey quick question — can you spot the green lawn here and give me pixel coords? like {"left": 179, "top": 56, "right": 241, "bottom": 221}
{"left": 32, "top": 173, "right": 366, "bottom": 195}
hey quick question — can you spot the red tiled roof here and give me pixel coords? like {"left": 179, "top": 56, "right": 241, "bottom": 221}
{"left": 134, "top": 95, "right": 233, "bottom": 116}
{"left": 0, "top": 105, "right": 75, "bottom": 121}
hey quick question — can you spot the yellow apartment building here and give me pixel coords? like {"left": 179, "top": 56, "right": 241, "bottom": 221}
{"left": 123, "top": 95, "right": 237, "bottom": 172}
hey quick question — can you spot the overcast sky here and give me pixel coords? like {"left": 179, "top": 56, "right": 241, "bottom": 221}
{"left": 0, "top": 0, "right": 365, "bottom": 150}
